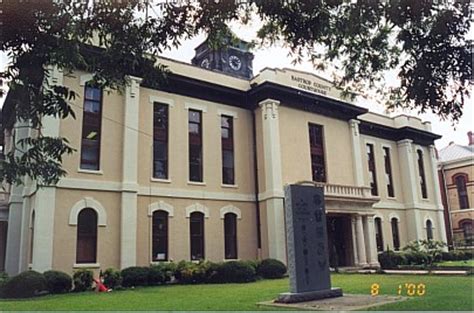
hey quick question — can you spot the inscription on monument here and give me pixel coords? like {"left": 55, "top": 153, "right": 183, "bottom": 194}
{"left": 285, "top": 185, "right": 331, "bottom": 293}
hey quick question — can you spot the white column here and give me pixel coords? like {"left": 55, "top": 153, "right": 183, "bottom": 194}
{"left": 4, "top": 121, "right": 30, "bottom": 275}
{"left": 365, "top": 216, "right": 380, "bottom": 267}
{"left": 355, "top": 215, "right": 367, "bottom": 266}
{"left": 120, "top": 76, "right": 142, "bottom": 268}
{"left": 351, "top": 215, "right": 359, "bottom": 265}
{"left": 31, "top": 66, "right": 63, "bottom": 272}
{"left": 428, "top": 145, "right": 448, "bottom": 249}
{"left": 397, "top": 139, "right": 422, "bottom": 240}
{"left": 259, "top": 99, "right": 286, "bottom": 263}
{"left": 349, "top": 119, "right": 364, "bottom": 186}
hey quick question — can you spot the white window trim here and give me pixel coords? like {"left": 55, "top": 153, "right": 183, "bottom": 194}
{"left": 148, "top": 201, "right": 174, "bottom": 217}
{"left": 220, "top": 205, "right": 242, "bottom": 219}
{"left": 79, "top": 74, "right": 94, "bottom": 87}
{"left": 423, "top": 216, "right": 435, "bottom": 229}
{"left": 185, "top": 102, "right": 208, "bottom": 113}
{"left": 388, "top": 212, "right": 400, "bottom": 222}
{"left": 373, "top": 213, "right": 384, "bottom": 222}
{"left": 73, "top": 263, "right": 101, "bottom": 269}
{"left": 69, "top": 197, "right": 107, "bottom": 226}
{"left": 217, "top": 109, "right": 238, "bottom": 118}
{"left": 149, "top": 95, "right": 174, "bottom": 107}
{"left": 185, "top": 203, "right": 210, "bottom": 218}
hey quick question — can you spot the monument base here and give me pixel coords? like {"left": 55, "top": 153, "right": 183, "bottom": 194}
{"left": 276, "top": 287, "right": 343, "bottom": 303}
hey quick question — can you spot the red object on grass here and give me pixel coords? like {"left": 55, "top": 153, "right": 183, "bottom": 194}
{"left": 93, "top": 278, "right": 108, "bottom": 292}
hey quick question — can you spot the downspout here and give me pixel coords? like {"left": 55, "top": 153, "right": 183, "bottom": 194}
{"left": 251, "top": 108, "right": 262, "bottom": 257}
{"left": 440, "top": 163, "right": 455, "bottom": 249}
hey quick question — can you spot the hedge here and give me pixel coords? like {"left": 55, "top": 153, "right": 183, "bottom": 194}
{"left": 257, "top": 259, "right": 287, "bottom": 279}
{"left": 121, "top": 267, "right": 150, "bottom": 287}
{"left": 2, "top": 270, "right": 47, "bottom": 299}
{"left": 73, "top": 269, "right": 94, "bottom": 292}
{"left": 44, "top": 270, "right": 72, "bottom": 294}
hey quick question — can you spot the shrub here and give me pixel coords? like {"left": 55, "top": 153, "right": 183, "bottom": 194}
{"left": 209, "top": 261, "right": 256, "bottom": 283}
{"left": 72, "top": 269, "right": 94, "bottom": 292}
{"left": 2, "top": 271, "right": 47, "bottom": 298}
{"left": 242, "top": 260, "right": 260, "bottom": 272}
{"left": 378, "top": 250, "right": 405, "bottom": 269}
{"left": 121, "top": 267, "right": 150, "bottom": 287}
{"left": 159, "top": 262, "right": 177, "bottom": 282}
{"left": 175, "top": 261, "right": 214, "bottom": 284}
{"left": 0, "top": 272, "right": 9, "bottom": 298}
{"left": 257, "top": 259, "right": 287, "bottom": 279}
{"left": 148, "top": 266, "right": 165, "bottom": 285}
{"left": 43, "top": 270, "right": 72, "bottom": 294}
{"left": 403, "top": 251, "right": 429, "bottom": 266}
{"left": 102, "top": 268, "right": 122, "bottom": 289}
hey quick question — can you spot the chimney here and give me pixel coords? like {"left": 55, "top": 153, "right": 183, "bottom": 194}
{"left": 468, "top": 131, "right": 474, "bottom": 146}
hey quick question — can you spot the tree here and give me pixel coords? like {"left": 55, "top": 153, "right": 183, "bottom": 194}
{"left": 0, "top": 0, "right": 472, "bottom": 185}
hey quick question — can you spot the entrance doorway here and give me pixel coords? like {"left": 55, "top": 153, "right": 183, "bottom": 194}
{"left": 327, "top": 215, "right": 353, "bottom": 267}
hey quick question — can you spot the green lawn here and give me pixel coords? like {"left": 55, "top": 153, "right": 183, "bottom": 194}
{"left": 0, "top": 274, "right": 472, "bottom": 311}
{"left": 435, "top": 260, "right": 474, "bottom": 267}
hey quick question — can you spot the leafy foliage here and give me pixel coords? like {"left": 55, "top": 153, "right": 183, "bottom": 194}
{"left": 0, "top": 1, "right": 471, "bottom": 185}
{"left": 102, "top": 268, "right": 122, "bottom": 289}
{"left": 256, "top": 258, "right": 287, "bottom": 279}
{"left": 72, "top": 269, "right": 93, "bottom": 292}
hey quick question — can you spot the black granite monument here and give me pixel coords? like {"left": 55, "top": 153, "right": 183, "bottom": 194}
{"left": 277, "top": 184, "right": 343, "bottom": 303}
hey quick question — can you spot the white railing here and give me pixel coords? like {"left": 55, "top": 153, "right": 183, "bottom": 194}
{"left": 312, "top": 182, "right": 375, "bottom": 200}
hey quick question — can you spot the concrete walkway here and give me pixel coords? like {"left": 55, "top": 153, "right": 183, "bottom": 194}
{"left": 258, "top": 294, "right": 407, "bottom": 311}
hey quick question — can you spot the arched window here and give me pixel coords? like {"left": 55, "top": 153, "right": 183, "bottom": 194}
{"left": 454, "top": 175, "right": 470, "bottom": 210}
{"left": 460, "top": 220, "right": 473, "bottom": 246}
{"left": 426, "top": 220, "right": 433, "bottom": 240}
{"left": 76, "top": 208, "right": 98, "bottom": 264}
{"left": 190, "top": 212, "right": 204, "bottom": 260}
{"left": 391, "top": 218, "right": 400, "bottom": 251}
{"left": 224, "top": 213, "right": 238, "bottom": 259}
{"left": 152, "top": 210, "right": 168, "bottom": 261}
{"left": 374, "top": 217, "right": 384, "bottom": 252}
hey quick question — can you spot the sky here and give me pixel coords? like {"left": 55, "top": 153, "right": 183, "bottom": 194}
{"left": 1, "top": 12, "right": 473, "bottom": 150}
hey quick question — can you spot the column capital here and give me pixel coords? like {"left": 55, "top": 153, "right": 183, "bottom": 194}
{"left": 397, "top": 138, "right": 414, "bottom": 147}
{"left": 259, "top": 99, "right": 280, "bottom": 120}
{"left": 349, "top": 119, "right": 360, "bottom": 136}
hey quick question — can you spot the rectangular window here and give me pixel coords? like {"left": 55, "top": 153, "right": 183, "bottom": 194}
{"left": 152, "top": 211, "right": 168, "bottom": 261}
{"left": 366, "top": 144, "right": 378, "bottom": 196}
{"left": 153, "top": 103, "right": 169, "bottom": 179}
{"left": 417, "top": 150, "right": 428, "bottom": 199}
{"left": 189, "top": 110, "right": 203, "bottom": 182}
{"left": 383, "top": 147, "right": 395, "bottom": 197}
{"left": 190, "top": 212, "right": 205, "bottom": 260}
{"left": 308, "top": 124, "right": 326, "bottom": 182}
{"left": 80, "top": 86, "right": 102, "bottom": 170}
{"left": 221, "top": 115, "right": 234, "bottom": 185}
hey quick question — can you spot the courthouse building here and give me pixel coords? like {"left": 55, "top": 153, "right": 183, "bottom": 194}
{"left": 0, "top": 39, "right": 447, "bottom": 275}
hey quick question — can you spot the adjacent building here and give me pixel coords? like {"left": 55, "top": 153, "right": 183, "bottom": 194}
{"left": 0, "top": 39, "right": 447, "bottom": 275}
{"left": 438, "top": 133, "right": 474, "bottom": 249}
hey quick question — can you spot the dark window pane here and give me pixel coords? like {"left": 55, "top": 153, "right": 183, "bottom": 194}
{"left": 80, "top": 86, "right": 102, "bottom": 170}
{"left": 375, "top": 217, "right": 384, "bottom": 252}
{"left": 367, "top": 144, "right": 378, "bottom": 196}
{"left": 383, "top": 147, "right": 395, "bottom": 197}
{"left": 308, "top": 124, "right": 326, "bottom": 182}
{"left": 391, "top": 218, "right": 400, "bottom": 251}
{"left": 76, "top": 208, "right": 97, "bottom": 263}
{"left": 190, "top": 212, "right": 204, "bottom": 260}
{"left": 153, "top": 103, "right": 169, "bottom": 179}
{"left": 224, "top": 213, "right": 237, "bottom": 259}
{"left": 189, "top": 110, "right": 203, "bottom": 182}
{"left": 426, "top": 220, "right": 433, "bottom": 240}
{"left": 152, "top": 211, "right": 168, "bottom": 261}
{"left": 455, "top": 175, "right": 469, "bottom": 209}
{"left": 417, "top": 150, "right": 428, "bottom": 199}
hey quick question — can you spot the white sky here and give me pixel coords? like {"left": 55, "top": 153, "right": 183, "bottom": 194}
{"left": 1, "top": 15, "right": 472, "bottom": 150}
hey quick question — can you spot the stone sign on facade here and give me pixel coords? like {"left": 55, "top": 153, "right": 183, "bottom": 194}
{"left": 277, "top": 184, "right": 342, "bottom": 303}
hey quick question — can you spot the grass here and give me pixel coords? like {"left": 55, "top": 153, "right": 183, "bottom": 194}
{"left": 435, "top": 260, "right": 474, "bottom": 267}
{"left": 0, "top": 273, "right": 472, "bottom": 311}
